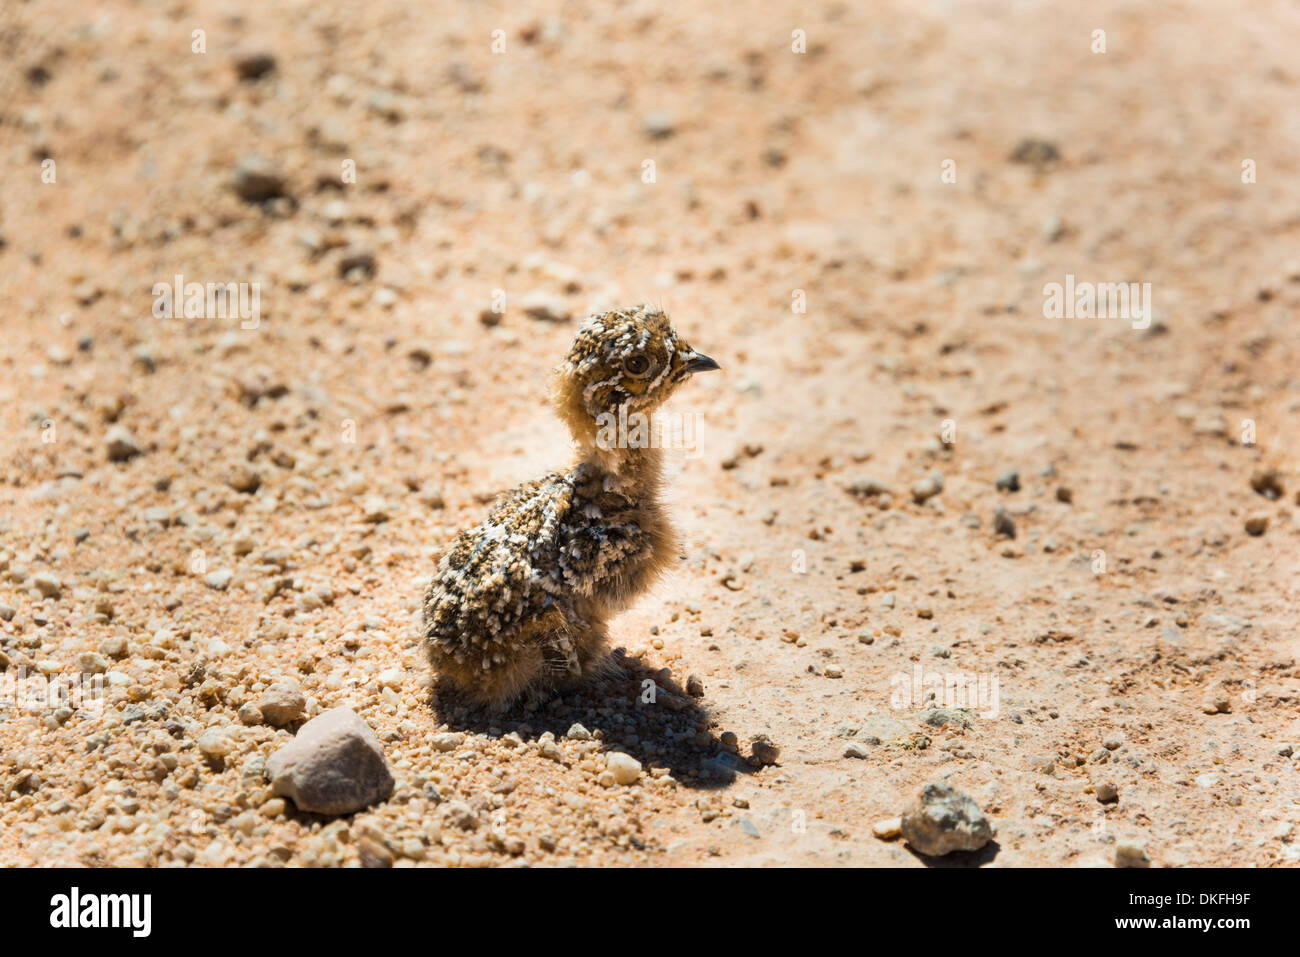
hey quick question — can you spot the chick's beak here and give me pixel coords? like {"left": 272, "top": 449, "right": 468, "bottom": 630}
{"left": 684, "top": 352, "right": 721, "bottom": 374}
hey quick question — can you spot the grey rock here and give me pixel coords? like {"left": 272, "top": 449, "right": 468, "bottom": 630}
{"left": 268, "top": 706, "right": 394, "bottom": 815}
{"left": 993, "top": 507, "right": 1016, "bottom": 538}
{"left": 995, "top": 470, "right": 1020, "bottom": 492}
{"left": 900, "top": 781, "right": 994, "bottom": 856}
{"left": 918, "top": 707, "right": 973, "bottom": 729}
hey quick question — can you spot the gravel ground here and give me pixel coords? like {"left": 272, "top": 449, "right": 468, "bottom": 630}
{"left": 1, "top": 0, "right": 1298, "bottom": 867}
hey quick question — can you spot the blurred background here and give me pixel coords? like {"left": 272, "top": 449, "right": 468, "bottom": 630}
{"left": 1, "top": 0, "right": 1298, "bottom": 867}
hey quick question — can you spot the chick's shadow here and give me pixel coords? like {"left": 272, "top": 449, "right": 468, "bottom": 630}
{"left": 429, "top": 650, "right": 751, "bottom": 789}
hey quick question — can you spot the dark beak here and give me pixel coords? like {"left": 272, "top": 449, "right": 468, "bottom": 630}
{"left": 685, "top": 353, "right": 721, "bottom": 374}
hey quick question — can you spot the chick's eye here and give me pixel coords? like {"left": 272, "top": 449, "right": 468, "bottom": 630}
{"left": 623, "top": 355, "right": 650, "bottom": 376}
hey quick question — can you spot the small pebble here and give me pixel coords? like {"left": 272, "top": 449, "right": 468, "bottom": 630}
{"left": 606, "top": 752, "right": 641, "bottom": 785}
{"left": 105, "top": 425, "right": 143, "bottom": 462}
{"left": 749, "top": 736, "right": 781, "bottom": 766}
{"left": 33, "top": 573, "right": 62, "bottom": 599}
{"left": 233, "top": 155, "right": 288, "bottom": 203}
{"left": 197, "top": 730, "right": 232, "bottom": 759}
{"left": 205, "top": 570, "right": 233, "bottom": 591}
{"left": 1114, "top": 843, "right": 1151, "bottom": 868}
{"left": 431, "top": 732, "right": 464, "bottom": 752}
{"left": 872, "top": 817, "right": 902, "bottom": 840}
{"left": 99, "top": 636, "right": 129, "bottom": 659}
{"left": 257, "top": 684, "right": 306, "bottom": 727}
{"left": 1249, "top": 469, "right": 1284, "bottom": 500}
{"left": 911, "top": 472, "right": 944, "bottom": 504}
{"left": 74, "top": 652, "right": 108, "bottom": 675}
{"left": 1202, "top": 694, "right": 1230, "bottom": 715}
{"left": 643, "top": 111, "right": 676, "bottom": 139}
{"left": 233, "top": 50, "right": 276, "bottom": 81}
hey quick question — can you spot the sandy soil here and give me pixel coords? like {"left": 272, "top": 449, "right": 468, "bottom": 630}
{"left": 1, "top": 0, "right": 1298, "bottom": 867}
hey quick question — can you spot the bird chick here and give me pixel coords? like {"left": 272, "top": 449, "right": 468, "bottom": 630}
{"left": 422, "top": 305, "right": 719, "bottom": 708}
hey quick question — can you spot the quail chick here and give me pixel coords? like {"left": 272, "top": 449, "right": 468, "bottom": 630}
{"left": 422, "top": 305, "right": 719, "bottom": 707}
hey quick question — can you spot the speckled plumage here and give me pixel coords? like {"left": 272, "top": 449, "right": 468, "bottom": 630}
{"left": 422, "top": 305, "right": 718, "bottom": 707}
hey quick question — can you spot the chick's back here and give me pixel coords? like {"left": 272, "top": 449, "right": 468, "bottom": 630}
{"left": 423, "top": 470, "right": 577, "bottom": 662}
